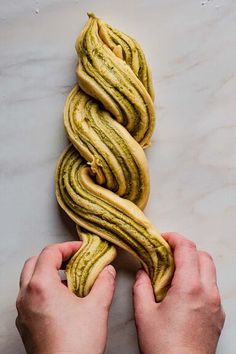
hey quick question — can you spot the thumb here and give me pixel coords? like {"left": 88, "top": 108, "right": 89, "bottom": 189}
{"left": 88, "top": 265, "right": 116, "bottom": 310}
{"left": 133, "top": 270, "right": 156, "bottom": 316}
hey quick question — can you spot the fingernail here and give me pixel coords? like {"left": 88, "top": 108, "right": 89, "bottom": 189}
{"left": 136, "top": 269, "right": 144, "bottom": 280}
{"left": 107, "top": 265, "right": 116, "bottom": 278}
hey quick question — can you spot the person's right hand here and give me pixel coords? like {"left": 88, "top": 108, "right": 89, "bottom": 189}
{"left": 133, "top": 232, "right": 225, "bottom": 354}
{"left": 16, "top": 241, "right": 116, "bottom": 354}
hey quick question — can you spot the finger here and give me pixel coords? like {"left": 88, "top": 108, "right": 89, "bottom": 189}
{"left": 87, "top": 265, "right": 116, "bottom": 310}
{"left": 162, "top": 232, "right": 200, "bottom": 290}
{"left": 133, "top": 270, "right": 156, "bottom": 315}
{"left": 19, "top": 256, "right": 38, "bottom": 289}
{"left": 198, "top": 251, "right": 217, "bottom": 290}
{"left": 32, "top": 241, "right": 82, "bottom": 284}
{"left": 198, "top": 251, "right": 223, "bottom": 309}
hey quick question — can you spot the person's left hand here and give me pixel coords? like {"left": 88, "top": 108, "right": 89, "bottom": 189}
{"left": 16, "top": 241, "right": 116, "bottom": 354}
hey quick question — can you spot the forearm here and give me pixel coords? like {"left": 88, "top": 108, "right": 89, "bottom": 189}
{"left": 159, "top": 349, "right": 209, "bottom": 354}
{"left": 141, "top": 347, "right": 208, "bottom": 354}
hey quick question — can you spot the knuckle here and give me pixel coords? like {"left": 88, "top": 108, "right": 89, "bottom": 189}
{"left": 210, "top": 289, "right": 222, "bottom": 308}
{"left": 24, "top": 256, "right": 36, "bottom": 267}
{"left": 16, "top": 296, "right": 23, "bottom": 311}
{"left": 133, "top": 280, "right": 145, "bottom": 293}
{"left": 42, "top": 245, "right": 54, "bottom": 254}
{"left": 221, "top": 308, "right": 226, "bottom": 324}
{"left": 27, "top": 277, "right": 46, "bottom": 294}
{"left": 186, "top": 281, "right": 202, "bottom": 297}
{"left": 184, "top": 239, "right": 196, "bottom": 250}
{"left": 199, "top": 251, "right": 213, "bottom": 261}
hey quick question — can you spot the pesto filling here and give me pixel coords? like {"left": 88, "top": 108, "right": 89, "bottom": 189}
{"left": 55, "top": 13, "right": 174, "bottom": 302}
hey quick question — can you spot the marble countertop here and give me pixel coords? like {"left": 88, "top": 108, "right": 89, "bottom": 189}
{"left": 1, "top": 1, "right": 235, "bottom": 353}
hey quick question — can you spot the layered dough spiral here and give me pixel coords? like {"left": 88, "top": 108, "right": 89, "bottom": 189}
{"left": 55, "top": 13, "right": 174, "bottom": 301}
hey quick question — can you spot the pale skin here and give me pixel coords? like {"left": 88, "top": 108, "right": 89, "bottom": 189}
{"left": 16, "top": 233, "right": 225, "bottom": 354}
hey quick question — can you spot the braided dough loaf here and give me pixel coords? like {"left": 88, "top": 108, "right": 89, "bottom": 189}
{"left": 55, "top": 13, "right": 174, "bottom": 302}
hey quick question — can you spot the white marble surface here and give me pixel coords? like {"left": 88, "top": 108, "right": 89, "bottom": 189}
{"left": 0, "top": 1, "right": 236, "bottom": 353}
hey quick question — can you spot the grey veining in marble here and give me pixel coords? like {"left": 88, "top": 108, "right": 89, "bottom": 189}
{"left": 0, "top": 1, "right": 235, "bottom": 353}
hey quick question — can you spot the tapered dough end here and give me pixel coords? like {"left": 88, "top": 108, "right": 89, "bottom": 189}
{"left": 66, "top": 231, "right": 117, "bottom": 297}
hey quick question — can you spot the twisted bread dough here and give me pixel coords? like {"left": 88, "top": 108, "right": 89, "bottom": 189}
{"left": 55, "top": 13, "right": 174, "bottom": 302}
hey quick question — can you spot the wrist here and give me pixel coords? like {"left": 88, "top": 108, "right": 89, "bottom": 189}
{"left": 35, "top": 351, "right": 79, "bottom": 354}
{"left": 39, "top": 352, "right": 79, "bottom": 354}
{"left": 164, "top": 348, "right": 205, "bottom": 354}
